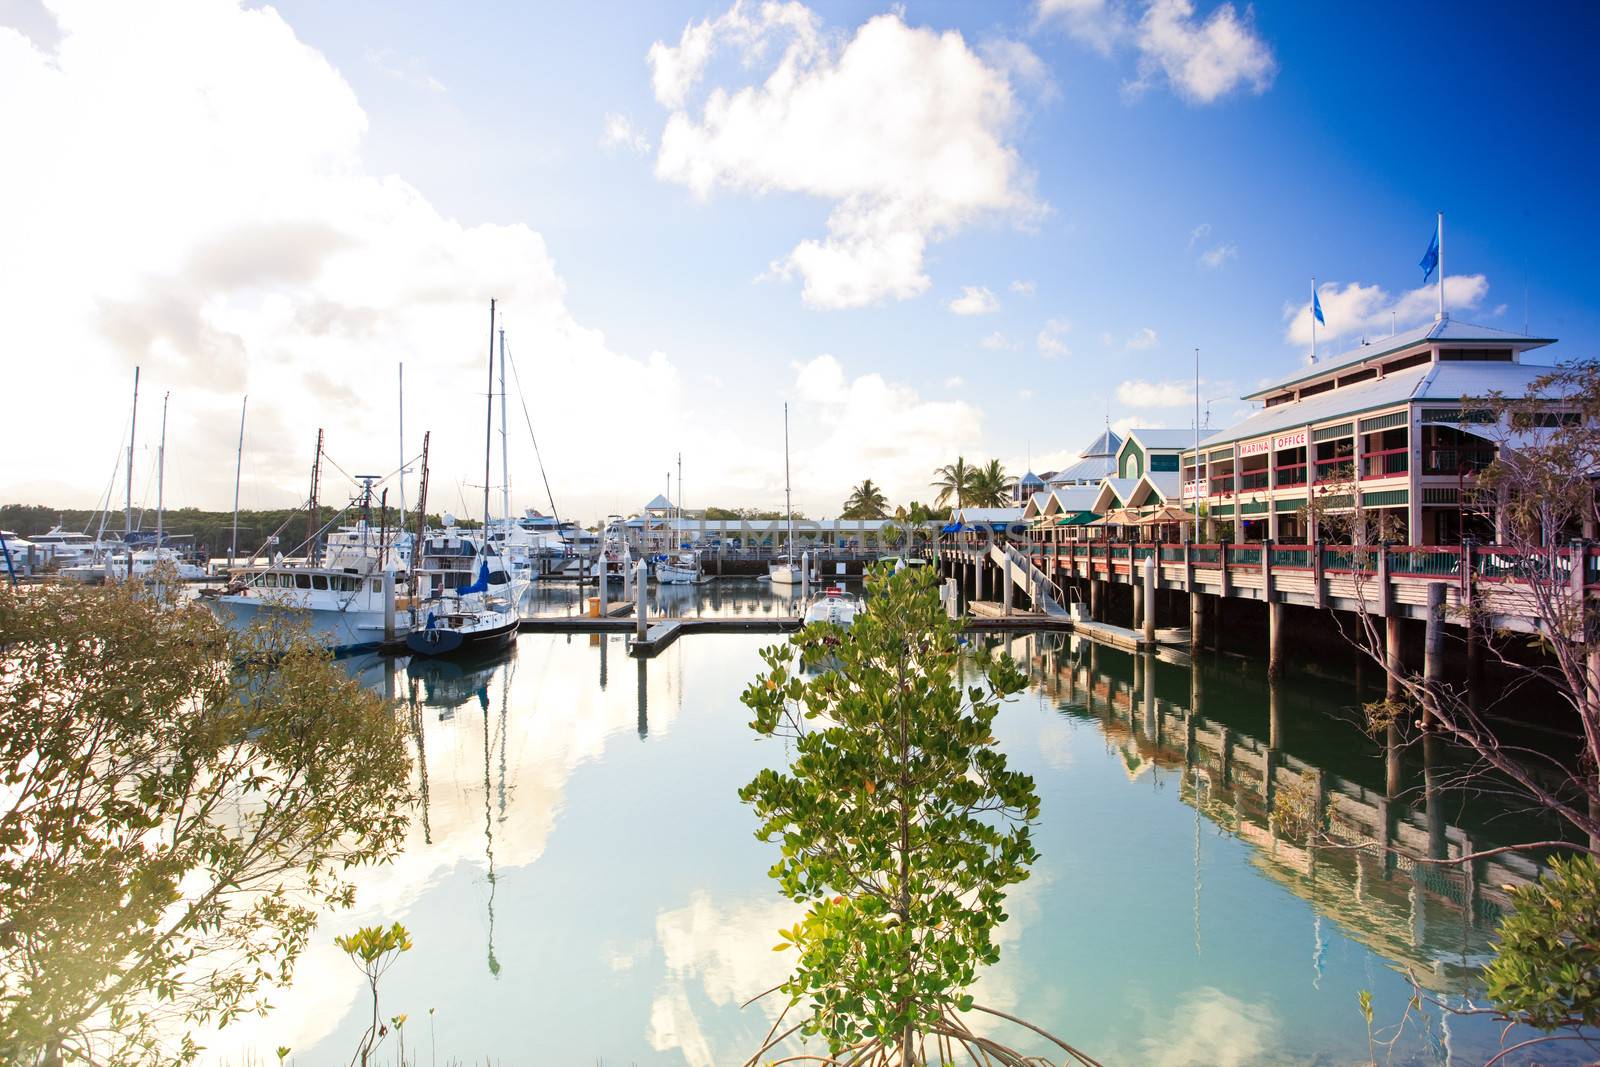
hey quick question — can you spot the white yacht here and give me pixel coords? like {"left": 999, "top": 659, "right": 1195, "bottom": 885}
{"left": 597, "top": 517, "right": 632, "bottom": 586}
{"left": 654, "top": 548, "right": 703, "bottom": 584}
{"left": 769, "top": 402, "right": 802, "bottom": 586}
{"left": 803, "top": 584, "right": 863, "bottom": 628}
{"left": 205, "top": 562, "right": 404, "bottom": 652}
{"left": 106, "top": 547, "right": 207, "bottom": 584}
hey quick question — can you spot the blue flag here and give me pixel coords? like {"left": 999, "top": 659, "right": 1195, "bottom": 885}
{"left": 1419, "top": 222, "right": 1439, "bottom": 283}
{"left": 1312, "top": 289, "right": 1325, "bottom": 326}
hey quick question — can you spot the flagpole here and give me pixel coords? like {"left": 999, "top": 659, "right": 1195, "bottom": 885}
{"left": 1310, "top": 277, "right": 1318, "bottom": 362}
{"left": 1436, "top": 211, "right": 1445, "bottom": 322}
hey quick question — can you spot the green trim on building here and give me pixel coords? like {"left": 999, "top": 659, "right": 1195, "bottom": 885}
{"left": 1240, "top": 500, "right": 1269, "bottom": 515}
{"left": 1419, "top": 407, "right": 1493, "bottom": 423}
{"left": 1150, "top": 453, "right": 1180, "bottom": 472}
{"left": 1211, "top": 502, "right": 1235, "bottom": 516}
{"left": 1311, "top": 421, "right": 1354, "bottom": 442}
{"left": 1422, "top": 488, "right": 1458, "bottom": 505}
{"left": 1358, "top": 410, "right": 1408, "bottom": 433}
{"left": 1275, "top": 497, "right": 1305, "bottom": 513}
{"left": 1361, "top": 488, "right": 1409, "bottom": 507}
{"left": 1119, "top": 438, "right": 1145, "bottom": 479}
{"left": 1318, "top": 494, "right": 1355, "bottom": 509}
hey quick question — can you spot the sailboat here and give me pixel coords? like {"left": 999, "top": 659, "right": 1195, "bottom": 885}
{"left": 408, "top": 300, "right": 520, "bottom": 658}
{"left": 769, "top": 402, "right": 802, "bottom": 586}
{"left": 105, "top": 391, "right": 205, "bottom": 586}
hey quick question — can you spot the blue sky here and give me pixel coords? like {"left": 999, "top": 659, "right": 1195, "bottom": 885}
{"left": 4, "top": 0, "right": 1596, "bottom": 519}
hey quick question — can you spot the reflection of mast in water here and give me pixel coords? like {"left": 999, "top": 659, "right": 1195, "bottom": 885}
{"left": 498, "top": 659, "right": 512, "bottom": 824}
{"left": 479, "top": 683, "right": 500, "bottom": 978}
{"left": 637, "top": 657, "right": 648, "bottom": 739}
{"left": 409, "top": 672, "right": 432, "bottom": 846}
{"left": 598, "top": 633, "right": 609, "bottom": 691}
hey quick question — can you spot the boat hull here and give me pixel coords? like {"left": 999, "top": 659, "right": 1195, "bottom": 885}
{"left": 405, "top": 617, "right": 519, "bottom": 657}
{"left": 769, "top": 562, "right": 801, "bottom": 586}
{"left": 205, "top": 597, "right": 393, "bottom": 653}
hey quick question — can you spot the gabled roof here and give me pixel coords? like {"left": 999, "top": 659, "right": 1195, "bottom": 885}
{"left": 1049, "top": 453, "right": 1118, "bottom": 485}
{"left": 1022, "top": 491, "right": 1053, "bottom": 519}
{"left": 1131, "top": 471, "right": 1181, "bottom": 506}
{"left": 643, "top": 494, "right": 675, "bottom": 511}
{"left": 1124, "top": 428, "right": 1196, "bottom": 451}
{"left": 1092, "top": 478, "right": 1141, "bottom": 513}
{"left": 1019, "top": 470, "right": 1045, "bottom": 487}
{"left": 1043, "top": 486, "right": 1100, "bottom": 515}
{"left": 954, "top": 507, "right": 1025, "bottom": 524}
{"left": 1245, "top": 318, "right": 1554, "bottom": 400}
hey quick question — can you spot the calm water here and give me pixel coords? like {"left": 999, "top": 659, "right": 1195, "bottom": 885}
{"left": 203, "top": 581, "right": 1575, "bottom": 1066}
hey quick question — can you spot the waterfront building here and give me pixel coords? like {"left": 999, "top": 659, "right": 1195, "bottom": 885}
{"left": 1177, "top": 319, "right": 1556, "bottom": 544}
{"left": 1012, "top": 469, "right": 1046, "bottom": 504}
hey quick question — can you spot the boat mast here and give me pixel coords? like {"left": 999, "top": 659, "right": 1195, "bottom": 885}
{"left": 125, "top": 366, "right": 140, "bottom": 538}
{"left": 398, "top": 364, "right": 407, "bottom": 530}
{"left": 156, "top": 392, "right": 169, "bottom": 548}
{"left": 306, "top": 429, "right": 323, "bottom": 564}
{"left": 783, "top": 402, "right": 793, "bottom": 558}
{"left": 412, "top": 430, "right": 431, "bottom": 597}
{"left": 231, "top": 394, "right": 247, "bottom": 565}
{"left": 499, "top": 327, "right": 510, "bottom": 526}
{"left": 483, "top": 300, "right": 496, "bottom": 552}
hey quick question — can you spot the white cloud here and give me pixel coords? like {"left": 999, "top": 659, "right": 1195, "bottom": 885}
{"left": 1125, "top": 326, "right": 1159, "bottom": 349}
{"left": 1099, "top": 330, "right": 1115, "bottom": 346}
{"left": 1116, "top": 377, "right": 1193, "bottom": 407}
{"left": 0, "top": 0, "right": 692, "bottom": 519}
{"left": 600, "top": 111, "right": 651, "bottom": 154}
{"left": 1187, "top": 221, "right": 1211, "bottom": 248}
{"left": 979, "top": 37, "right": 1059, "bottom": 101}
{"left": 980, "top": 331, "right": 1019, "bottom": 350}
{"left": 948, "top": 285, "right": 1000, "bottom": 315}
{"left": 366, "top": 47, "right": 446, "bottom": 92}
{"left": 650, "top": 2, "right": 1043, "bottom": 308}
{"left": 1199, "top": 242, "right": 1236, "bottom": 268}
{"left": 1009, "top": 279, "right": 1036, "bottom": 295}
{"left": 1284, "top": 274, "right": 1491, "bottom": 349}
{"left": 790, "top": 355, "right": 984, "bottom": 504}
{"left": 1038, "top": 0, "right": 1276, "bottom": 104}
{"left": 944, "top": 375, "right": 965, "bottom": 388}
{"left": 1017, "top": 388, "right": 1036, "bottom": 400}
{"left": 1130, "top": 0, "right": 1276, "bottom": 103}
{"left": 1036, "top": 317, "right": 1070, "bottom": 358}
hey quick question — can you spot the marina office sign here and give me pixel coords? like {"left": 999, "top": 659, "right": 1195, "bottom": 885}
{"left": 1239, "top": 430, "right": 1308, "bottom": 458}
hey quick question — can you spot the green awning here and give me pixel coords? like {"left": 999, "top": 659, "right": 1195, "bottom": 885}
{"left": 1054, "top": 511, "right": 1101, "bottom": 526}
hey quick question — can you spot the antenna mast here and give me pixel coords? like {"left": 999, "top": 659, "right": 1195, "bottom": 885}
{"left": 125, "top": 367, "right": 140, "bottom": 537}
{"left": 483, "top": 300, "right": 496, "bottom": 544}
{"left": 231, "top": 395, "right": 247, "bottom": 565}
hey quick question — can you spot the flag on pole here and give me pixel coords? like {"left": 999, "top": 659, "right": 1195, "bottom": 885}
{"left": 1419, "top": 221, "right": 1440, "bottom": 283}
{"left": 1312, "top": 289, "right": 1325, "bottom": 326}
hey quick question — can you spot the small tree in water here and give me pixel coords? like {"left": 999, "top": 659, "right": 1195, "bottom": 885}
{"left": 0, "top": 583, "right": 413, "bottom": 1065}
{"left": 740, "top": 566, "right": 1099, "bottom": 1066}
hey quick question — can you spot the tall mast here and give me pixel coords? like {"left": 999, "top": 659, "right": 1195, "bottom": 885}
{"left": 306, "top": 429, "right": 323, "bottom": 563}
{"left": 677, "top": 451, "right": 683, "bottom": 526}
{"left": 783, "top": 403, "right": 793, "bottom": 556}
{"left": 156, "top": 392, "right": 169, "bottom": 547}
{"left": 483, "top": 300, "right": 496, "bottom": 546}
{"left": 125, "top": 366, "right": 140, "bottom": 537}
{"left": 231, "top": 394, "right": 247, "bottom": 564}
{"left": 499, "top": 328, "right": 510, "bottom": 524}
{"left": 398, "top": 364, "right": 407, "bottom": 528}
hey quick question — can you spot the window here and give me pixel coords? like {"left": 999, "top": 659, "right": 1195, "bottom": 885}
{"left": 1150, "top": 454, "right": 1180, "bottom": 472}
{"left": 1264, "top": 393, "right": 1293, "bottom": 408}
{"left": 295, "top": 574, "right": 311, "bottom": 589}
{"left": 1382, "top": 351, "right": 1432, "bottom": 374}
{"left": 1337, "top": 368, "right": 1378, "bottom": 388}
{"left": 1438, "top": 347, "right": 1511, "bottom": 361}
{"left": 371, "top": 579, "right": 382, "bottom": 593}
{"left": 312, "top": 575, "right": 329, "bottom": 590}
{"left": 1300, "top": 379, "right": 1335, "bottom": 398}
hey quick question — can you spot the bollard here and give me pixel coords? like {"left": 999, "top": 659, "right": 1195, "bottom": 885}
{"left": 599, "top": 558, "right": 610, "bottom": 616}
{"left": 623, "top": 552, "right": 633, "bottom": 603}
{"left": 636, "top": 561, "right": 648, "bottom": 640}
{"left": 802, "top": 551, "right": 811, "bottom": 600}
{"left": 383, "top": 569, "right": 396, "bottom": 642}
{"left": 1003, "top": 555, "right": 1014, "bottom": 616}
{"left": 945, "top": 577, "right": 959, "bottom": 620}
{"left": 1142, "top": 553, "right": 1156, "bottom": 645}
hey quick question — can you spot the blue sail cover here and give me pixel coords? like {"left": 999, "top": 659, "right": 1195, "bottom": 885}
{"left": 456, "top": 561, "right": 490, "bottom": 595}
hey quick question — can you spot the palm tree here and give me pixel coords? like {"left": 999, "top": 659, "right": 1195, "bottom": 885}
{"left": 967, "top": 459, "right": 1014, "bottom": 508}
{"left": 931, "top": 458, "right": 975, "bottom": 510}
{"left": 841, "top": 479, "right": 889, "bottom": 519}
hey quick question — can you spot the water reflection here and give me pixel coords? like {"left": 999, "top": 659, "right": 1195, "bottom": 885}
{"left": 1007, "top": 631, "right": 1544, "bottom": 994}
{"left": 522, "top": 575, "right": 825, "bottom": 619}
{"left": 194, "top": 624, "right": 1579, "bottom": 1066}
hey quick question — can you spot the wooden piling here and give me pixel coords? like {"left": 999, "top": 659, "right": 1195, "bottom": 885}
{"left": 1268, "top": 602, "right": 1284, "bottom": 680}
{"left": 1422, "top": 582, "right": 1444, "bottom": 728}
{"left": 1190, "top": 591, "right": 1204, "bottom": 649}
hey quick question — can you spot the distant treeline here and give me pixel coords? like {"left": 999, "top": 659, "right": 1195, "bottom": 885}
{"left": 1, "top": 504, "right": 456, "bottom": 556}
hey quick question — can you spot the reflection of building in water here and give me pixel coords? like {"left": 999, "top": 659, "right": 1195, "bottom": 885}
{"left": 1016, "top": 634, "right": 1546, "bottom": 995}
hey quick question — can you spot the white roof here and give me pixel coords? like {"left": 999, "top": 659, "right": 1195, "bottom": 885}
{"left": 1093, "top": 478, "right": 1141, "bottom": 511}
{"left": 643, "top": 494, "right": 674, "bottom": 511}
{"left": 1045, "top": 486, "right": 1100, "bottom": 514}
{"left": 1049, "top": 453, "right": 1118, "bottom": 485}
{"left": 1135, "top": 471, "right": 1181, "bottom": 504}
{"left": 1195, "top": 359, "right": 1557, "bottom": 452}
{"left": 1125, "top": 428, "right": 1195, "bottom": 451}
{"left": 955, "top": 507, "right": 1026, "bottom": 524}
{"left": 1246, "top": 318, "right": 1553, "bottom": 400}
{"left": 1022, "top": 491, "right": 1053, "bottom": 518}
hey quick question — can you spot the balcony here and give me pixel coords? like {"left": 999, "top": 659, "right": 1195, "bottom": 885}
{"left": 1274, "top": 464, "right": 1307, "bottom": 488}
{"left": 1422, "top": 447, "right": 1496, "bottom": 476}
{"left": 1239, "top": 470, "right": 1269, "bottom": 491}
{"left": 1361, "top": 448, "right": 1409, "bottom": 479}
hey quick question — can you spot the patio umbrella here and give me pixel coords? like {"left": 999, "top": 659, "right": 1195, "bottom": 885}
{"left": 1140, "top": 505, "right": 1190, "bottom": 525}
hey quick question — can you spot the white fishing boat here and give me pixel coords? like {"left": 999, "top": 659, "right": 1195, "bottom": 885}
{"left": 803, "top": 584, "right": 863, "bottom": 628}
{"left": 205, "top": 562, "right": 404, "bottom": 652}
{"left": 598, "top": 517, "right": 632, "bottom": 586}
